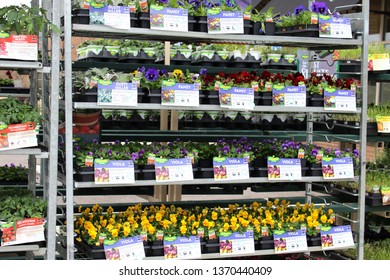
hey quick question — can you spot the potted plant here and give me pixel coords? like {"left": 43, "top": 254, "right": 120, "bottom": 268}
{"left": 0, "top": 164, "right": 28, "bottom": 185}
{"left": 366, "top": 170, "right": 385, "bottom": 206}
{"left": 170, "top": 43, "right": 193, "bottom": 65}
{"left": 261, "top": 7, "right": 276, "bottom": 35}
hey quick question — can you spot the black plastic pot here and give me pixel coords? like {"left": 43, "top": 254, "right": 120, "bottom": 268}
{"left": 264, "top": 22, "right": 276, "bottom": 35}
{"left": 141, "top": 165, "right": 156, "bottom": 180}
{"left": 130, "top": 13, "right": 138, "bottom": 28}
{"left": 307, "top": 234, "right": 321, "bottom": 247}
{"left": 259, "top": 236, "right": 274, "bottom": 249}
{"left": 204, "top": 238, "right": 219, "bottom": 254}
{"left": 309, "top": 162, "right": 322, "bottom": 177}
{"left": 244, "top": 19, "right": 252, "bottom": 34}
{"left": 366, "top": 192, "right": 382, "bottom": 206}
{"left": 309, "top": 92, "right": 323, "bottom": 107}
{"left": 252, "top": 21, "right": 262, "bottom": 35}
{"left": 197, "top": 16, "right": 208, "bottom": 33}
{"left": 138, "top": 12, "right": 150, "bottom": 29}
{"left": 260, "top": 91, "right": 272, "bottom": 106}
{"left": 291, "top": 24, "right": 319, "bottom": 37}
{"left": 367, "top": 122, "right": 378, "bottom": 136}
{"left": 188, "top": 16, "right": 196, "bottom": 32}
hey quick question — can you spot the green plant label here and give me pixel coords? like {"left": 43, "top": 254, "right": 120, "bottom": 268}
{"left": 273, "top": 230, "right": 285, "bottom": 235}
{"left": 298, "top": 148, "right": 305, "bottom": 159}
{"left": 163, "top": 235, "right": 177, "bottom": 242}
{"left": 208, "top": 229, "right": 216, "bottom": 239}
{"left": 268, "top": 156, "right": 280, "bottom": 163}
{"left": 0, "top": 32, "right": 10, "bottom": 38}
{"left": 90, "top": 2, "right": 105, "bottom": 9}
{"left": 94, "top": 158, "right": 109, "bottom": 165}
{"left": 150, "top": 4, "right": 164, "bottom": 11}
{"left": 207, "top": 8, "right": 221, "bottom": 16}
{"left": 219, "top": 231, "right": 232, "bottom": 237}
{"left": 0, "top": 124, "right": 8, "bottom": 130}
{"left": 155, "top": 158, "right": 168, "bottom": 164}
{"left": 162, "top": 80, "right": 176, "bottom": 87}
{"left": 98, "top": 80, "right": 113, "bottom": 86}
{"left": 265, "top": 81, "right": 273, "bottom": 91}
{"left": 261, "top": 226, "right": 269, "bottom": 237}
{"left": 213, "top": 157, "right": 227, "bottom": 163}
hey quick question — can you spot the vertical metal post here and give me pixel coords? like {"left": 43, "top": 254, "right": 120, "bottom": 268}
{"left": 357, "top": 0, "right": 369, "bottom": 261}
{"left": 44, "top": 0, "right": 60, "bottom": 260}
{"left": 64, "top": 0, "right": 75, "bottom": 260}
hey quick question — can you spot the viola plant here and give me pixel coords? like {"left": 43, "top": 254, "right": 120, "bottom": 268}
{"left": 74, "top": 200, "right": 337, "bottom": 246}
{"left": 0, "top": 164, "right": 28, "bottom": 183}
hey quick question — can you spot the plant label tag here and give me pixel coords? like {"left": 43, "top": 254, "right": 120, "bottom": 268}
{"left": 298, "top": 148, "right": 305, "bottom": 159}
{"left": 85, "top": 156, "right": 94, "bottom": 167}
{"left": 0, "top": 122, "right": 37, "bottom": 151}
{"left": 163, "top": 236, "right": 201, "bottom": 259}
{"left": 97, "top": 81, "right": 138, "bottom": 106}
{"left": 320, "top": 225, "right": 354, "bottom": 250}
{"left": 322, "top": 157, "right": 354, "bottom": 179}
{"left": 94, "top": 159, "right": 135, "bottom": 184}
{"left": 219, "top": 86, "right": 255, "bottom": 110}
{"left": 219, "top": 231, "right": 255, "bottom": 255}
{"left": 128, "top": 1, "right": 137, "bottom": 13}
{"left": 207, "top": 9, "right": 244, "bottom": 34}
{"left": 272, "top": 85, "right": 306, "bottom": 107}
{"left": 103, "top": 236, "right": 145, "bottom": 260}
{"left": 150, "top": 6, "right": 188, "bottom": 32}
{"left": 0, "top": 33, "right": 38, "bottom": 61}
{"left": 273, "top": 230, "right": 308, "bottom": 254}
{"left": 311, "top": 13, "right": 318, "bottom": 24}
{"left": 161, "top": 81, "right": 199, "bottom": 107}
{"left": 319, "top": 15, "right": 352, "bottom": 39}
{"left": 369, "top": 53, "right": 390, "bottom": 71}
{"left": 0, "top": 218, "right": 45, "bottom": 246}
{"left": 267, "top": 157, "right": 302, "bottom": 181}
{"left": 324, "top": 88, "right": 356, "bottom": 111}
{"left": 376, "top": 116, "right": 390, "bottom": 133}
{"left": 139, "top": 0, "right": 148, "bottom": 12}
{"left": 213, "top": 157, "right": 250, "bottom": 181}
{"left": 90, "top": 4, "right": 130, "bottom": 30}
{"left": 155, "top": 158, "right": 194, "bottom": 182}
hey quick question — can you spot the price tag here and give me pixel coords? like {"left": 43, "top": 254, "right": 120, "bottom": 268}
{"left": 90, "top": 4, "right": 130, "bottom": 30}
{"left": 219, "top": 86, "right": 254, "bottom": 110}
{"left": 267, "top": 157, "right": 302, "bottom": 181}
{"left": 0, "top": 218, "right": 45, "bottom": 247}
{"left": 103, "top": 236, "right": 145, "bottom": 260}
{"left": 324, "top": 88, "right": 356, "bottom": 111}
{"left": 94, "top": 159, "right": 135, "bottom": 184}
{"left": 369, "top": 53, "right": 390, "bottom": 71}
{"left": 272, "top": 85, "right": 306, "bottom": 107}
{"left": 97, "top": 81, "right": 138, "bottom": 106}
{"left": 161, "top": 81, "right": 199, "bottom": 107}
{"left": 0, "top": 33, "right": 38, "bottom": 61}
{"left": 150, "top": 5, "right": 188, "bottom": 32}
{"left": 213, "top": 157, "right": 250, "bottom": 181}
{"left": 163, "top": 236, "right": 201, "bottom": 259}
{"left": 320, "top": 226, "right": 354, "bottom": 250}
{"left": 155, "top": 158, "right": 194, "bottom": 182}
{"left": 273, "top": 230, "right": 308, "bottom": 253}
{"left": 207, "top": 9, "right": 244, "bottom": 34}
{"left": 219, "top": 231, "right": 255, "bottom": 256}
{"left": 319, "top": 15, "right": 352, "bottom": 39}
{"left": 376, "top": 116, "right": 390, "bottom": 133}
{"left": 322, "top": 157, "right": 354, "bottom": 179}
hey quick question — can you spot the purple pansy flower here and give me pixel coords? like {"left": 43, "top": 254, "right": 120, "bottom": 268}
{"left": 294, "top": 5, "right": 307, "bottom": 15}
{"left": 311, "top": 1, "right": 328, "bottom": 15}
{"left": 145, "top": 68, "right": 159, "bottom": 82}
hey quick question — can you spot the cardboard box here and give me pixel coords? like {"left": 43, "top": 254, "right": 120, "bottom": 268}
{"left": 0, "top": 122, "right": 38, "bottom": 151}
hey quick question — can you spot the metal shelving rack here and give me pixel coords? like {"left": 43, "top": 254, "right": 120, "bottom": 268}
{"left": 61, "top": 0, "right": 369, "bottom": 260}
{"left": 0, "top": 0, "right": 60, "bottom": 260}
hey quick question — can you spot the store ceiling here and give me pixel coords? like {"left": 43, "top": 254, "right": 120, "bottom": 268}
{"left": 253, "top": 0, "right": 361, "bottom": 14}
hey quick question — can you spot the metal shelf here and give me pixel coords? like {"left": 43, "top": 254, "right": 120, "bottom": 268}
{"left": 0, "top": 60, "right": 43, "bottom": 70}
{"left": 0, "top": 244, "right": 40, "bottom": 253}
{"left": 0, "top": 147, "right": 48, "bottom": 158}
{"left": 0, "top": 93, "right": 30, "bottom": 98}
{"left": 74, "top": 176, "right": 359, "bottom": 189}
{"left": 72, "top": 102, "right": 361, "bottom": 114}
{"left": 72, "top": 24, "right": 362, "bottom": 49}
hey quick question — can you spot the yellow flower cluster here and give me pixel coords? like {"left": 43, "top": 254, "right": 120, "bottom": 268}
{"left": 74, "top": 201, "right": 335, "bottom": 246}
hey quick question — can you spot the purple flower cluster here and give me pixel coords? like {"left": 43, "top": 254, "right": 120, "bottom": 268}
{"left": 145, "top": 68, "right": 159, "bottom": 82}
{"left": 311, "top": 1, "right": 328, "bottom": 15}
{"left": 294, "top": 5, "right": 307, "bottom": 15}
